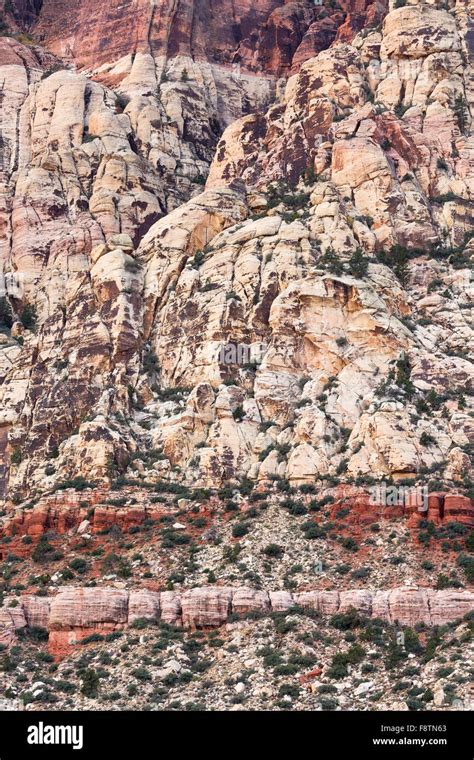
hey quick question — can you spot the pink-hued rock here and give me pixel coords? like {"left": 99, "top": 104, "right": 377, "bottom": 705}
{"left": 427, "top": 591, "right": 474, "bottom": 626}
{"left": 387, "top": 588, "right": 432, "bottom": 627}
{"left": 443, "top": 495, "right": 474, "bottom": 526}
{"left": 269, "top": 591, "right": 294, "bottom": 612}
{"left": 128, "top": 590, "right": 160, "bottom": 624}
{"left": 294, "top": 590, "right": 340, "bottom": 615}
{"left": 1, "top": 585, "right": 473, "bottom": 656}
{"left": 380, "top": 6, "right": 459, "bottom": 60}
{"left": 232, "top": 587, "right": 270, "bottom": 615}
{"left": 48, "top": 588, "right": 129, "bottom": 630}
{"left": 294, "top": 591, "right": 321, "bottom": 611}
{"left": 0, "top": 604, "right": 26, "bottom": 647}
{"left": 181, "top": 587, "right": 233, "bottom": 628}
{"left": 0, "top": 608, "right": 24, "bottom": 648}
{"left": 318, "top": 591, "right": 341, "bottom": 616}
{"left": 21, "top": 596, "right": 51, "bottom": 630}
{"left": 28, "top": 0, "right": 380, "bottom": 80}
{"left": 159, "top": 591, "right": 182, "bottom": 626}
{"left": 339, "top": 590, "right": 373, "bottom": 617}
{"left": 2, "top": 604, "right": 27, "bottom": 630}
{"left": 371, "top": 590, "right": 391, "bottom": 621}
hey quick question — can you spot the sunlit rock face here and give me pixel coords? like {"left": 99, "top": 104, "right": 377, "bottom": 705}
{"left": 0, "top": 0, "right": 472, "bottom": 501}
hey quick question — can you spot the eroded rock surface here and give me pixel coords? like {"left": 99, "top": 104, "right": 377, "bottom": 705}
{"left": 2, "top": 584, "right": 472, "bottom": 657}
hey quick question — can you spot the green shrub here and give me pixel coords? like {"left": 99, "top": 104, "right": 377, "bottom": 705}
{"left": 348, "top": 248, "right": 369, "bottom": 278}
{"left": 330, "top": 607, "right": 363, "bottom": 630}
{"left": 0, "top": 297, "right": 13, "bottom": 330}
{"left": 278, "top": 683, "right": 300, "bottom": 698}
{"left": 41, "top": 64, "right": 65, "bottom": 80}
{"left": 20, "top": 303, "right": 37, "bottom": 330}
{"left": 263, "top": 543, "right": 284, "bottom": 558}
{"left": 32, "top": 536, "right": 58, "bottom": 564}
{"left": 232, "top": 523, "right": 249, "bottom": 538}
{"left": 10, "top": 448, "right": 23, "bottom": 465}
{"left": 69, "top": 558, "right": 88, "bottom": 574}
{"left": 80, "top": 668, "right": 100, "bottom": 697}
{"left": 420, "top": 431, "right": 436, "bottom": 447}
{"left": 131, "top": 667, "right": 151, "bottom": 682}
{"left": 319, "top": 248, "right": 343, "bottom": 275}
{"left": 80, "top": 633, "right": 104, "bottom": 645}
{"left": 27, "top": 626, "right": 49, "bottom": 642}
{"left": 342, "top": 537, "right": 359, "bottom": 552}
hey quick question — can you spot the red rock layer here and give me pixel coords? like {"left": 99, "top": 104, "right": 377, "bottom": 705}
{"left": 28, "top": 0, "right": 386, "bottom": 76}
{"left": 0, "top": 489, "right": 471, "bottom": 563}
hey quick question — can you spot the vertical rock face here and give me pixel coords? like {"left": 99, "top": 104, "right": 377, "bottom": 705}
{"left": 232, "top": 587, "right": 271, "bottom": 614}
{"left": 1, "top": 0, "right": 471, "bottom": 500}
{"left": 27, "top": 0, "right": 385, "bottom": 77}
{"left": 48, "top": 588, "right": 129, "bottom": 629}
{"left": 160, "top": 591, "right": 183, "bottom": 626}
{"left": 21, "top": 596, "right": 51, "bottom": 629}
{"left": 0, "top": 606, "right": 26, "bottom": 647}
{"left": 128, "top": 590, "right": 161, "bottom": 623}
{"left": 0, "top": 0, "right": 472, "bottom": 711}
{"left": 385, "top": 588, "right": 432, "bottom": 626}
{"left": 427, "top": 590, "right": 474, "bottom": 627}
{"left": 181, "top": 586, "right": 233, "bottom": 627}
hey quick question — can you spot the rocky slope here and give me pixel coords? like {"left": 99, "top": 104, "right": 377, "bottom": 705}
{"left": 1, "top": 581, "right": 473, "bottom": 712}
{"left": 3, "top": 585, "right": 473, "bottom": 651}
{"left": 0, "top": 0, "right": 473, "bottom": 711}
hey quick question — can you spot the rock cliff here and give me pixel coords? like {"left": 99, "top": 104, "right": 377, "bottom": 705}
{"left": 2, "top": 584, "right": 472, "bottom": 657}
{"left": 0, "top": 0, "right": 472, "bottom": 712}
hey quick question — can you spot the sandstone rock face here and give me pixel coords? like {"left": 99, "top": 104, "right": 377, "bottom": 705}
{"left": 160, "top": 591, "right": 183, "bottom": 626}
{"left": 49, "top": 588, "right": 129, "bottom": 629}
{"left": 385, "top": 587, "right": 432, "bottom": 626}
{"left": 268, "top": 590, "right": 295, "bottom": 612}
{"left": 1, "top": 1, "right": 472, "bottom": 500}
{"left": 2, "top": 585, "right": 472, "bottom": 653}
{"left": 21, "top": 596, "right": 51, "bottom": 630}
{"left": 208, "top": 3, "right": 473, "bottom": 249}
{"left": 181, "top": 587, "right": 234, "bottom": 628}
{"left": 29, "top": 0, "right": 385, "bottom": 80}
{"left": 1, "top": 0, "right": 472, "bottom": 711}
{"left": 128, "top": 590, "right": 161, "bottom": 624}
{"left": 427, "top": 590, "right": 474, "bottom": 627}
{"left": 0, "top": 606, "right": 26, "bottom": 647}
{"left": 294, "top": 590, "right": 340, "bottom": 615}
{"left": 232, "top": 587, "right": 271, "bottom": 615}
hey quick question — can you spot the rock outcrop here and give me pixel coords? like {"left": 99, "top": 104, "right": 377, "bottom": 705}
{"left": 0, "top": 0, "right": 472, "bottom": 715}
{"left": 1, "top": 1, "right": 471, "bottom": 501}
{"left": 1, "top": 585, "right": 472, "bottom": 657}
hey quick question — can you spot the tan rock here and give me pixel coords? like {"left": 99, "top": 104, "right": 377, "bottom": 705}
{"left": 269, "top": 591, "right": 294, "bottom": 612}
{"left": 159, "top": 591, "right": 182, "bottom": 626}
{"left": 128, "top": 590, "right": 160, "bottom": 624}
{"left": 232, "top": 588, "right": 271, "bottom": 615}
{"left": 181, "top": 587, "right": 233, "bottom": 628}
{"left": 49, "top": 588, "right": 129, "bottom": 629}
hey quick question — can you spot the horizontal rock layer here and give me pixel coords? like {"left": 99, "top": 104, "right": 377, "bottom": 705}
{"left": 1, "top": 585, "right": 472, "bottom": 656}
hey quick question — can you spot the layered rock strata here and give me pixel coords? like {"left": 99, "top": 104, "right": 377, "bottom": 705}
{"left": 1, "top": 585, "right": 472, "bottom": 656}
